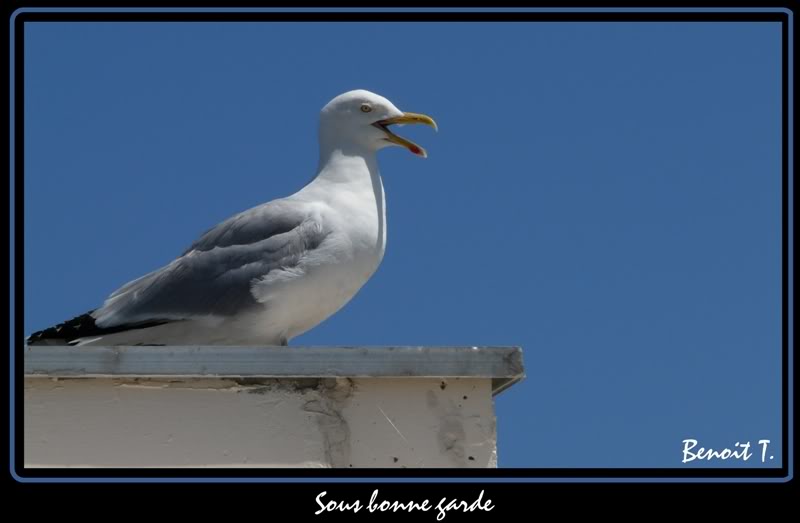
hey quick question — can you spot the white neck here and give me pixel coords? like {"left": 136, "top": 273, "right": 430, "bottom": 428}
{"left": 315, "top": 146, "right": 379, "bottom": 186}
{"left": 300, "top": 141, "right": 386, "bottom": 257}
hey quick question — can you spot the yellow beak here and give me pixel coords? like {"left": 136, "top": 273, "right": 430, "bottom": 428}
{"left": 373, "top": 112, "right": 438, "bottom": 158}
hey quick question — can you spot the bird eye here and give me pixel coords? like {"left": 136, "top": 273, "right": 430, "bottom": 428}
{"left": 360, "top": 104, "right": 372, "bottom": 113}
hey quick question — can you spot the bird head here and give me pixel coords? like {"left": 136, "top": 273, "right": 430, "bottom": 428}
{"left": 319, "top": 89, "right": 437, "bottom": 158}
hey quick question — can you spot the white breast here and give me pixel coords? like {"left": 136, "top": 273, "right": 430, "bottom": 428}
{"left": 247, "top": 168, "right": 387, "bottom": 343}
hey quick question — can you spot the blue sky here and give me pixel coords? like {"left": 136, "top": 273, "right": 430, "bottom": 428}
{"left": 22, "top": 20, "right": 784, "bottom": 468}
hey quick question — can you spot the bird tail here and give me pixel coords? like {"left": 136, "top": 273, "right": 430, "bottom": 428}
{"left": 26, "top": 311, "right": 173, "bottom": 346}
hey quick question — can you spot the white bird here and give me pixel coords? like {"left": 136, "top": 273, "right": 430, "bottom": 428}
{"left": 27, "top": 89, "right": 437, "bottom": 346}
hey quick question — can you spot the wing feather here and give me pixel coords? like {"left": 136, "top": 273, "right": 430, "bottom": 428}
{"left": 93, "top": 200, "right": 328, "bottom": 327}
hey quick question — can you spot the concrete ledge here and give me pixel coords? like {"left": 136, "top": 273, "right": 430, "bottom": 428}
{"left": 24, "top": 346, "right": 525, "bottom": 468}
{"left": 24, "top": 346, "right": 525, "bottom": 396}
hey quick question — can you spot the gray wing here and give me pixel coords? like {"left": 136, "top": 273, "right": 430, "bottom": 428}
{"left": 92, "top": 199, "right": 328, "bottom": 328}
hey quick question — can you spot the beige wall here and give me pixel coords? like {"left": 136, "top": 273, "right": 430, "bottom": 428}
{"left": 24, "top": 376, "right": 497, "bottom": 468}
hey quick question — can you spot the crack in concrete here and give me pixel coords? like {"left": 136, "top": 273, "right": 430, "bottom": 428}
{"left": 377, "top": 404, "right": 410, "bottom": 445}
{"left": 302, "top": 378, "right": 354, "bottom": 468}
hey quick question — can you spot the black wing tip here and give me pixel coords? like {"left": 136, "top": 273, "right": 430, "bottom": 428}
{"left": 27, "top": 311, "right": 175, "bottom": 346}
{"left": 27, "top": 311, "right": 97, "bottom": 345}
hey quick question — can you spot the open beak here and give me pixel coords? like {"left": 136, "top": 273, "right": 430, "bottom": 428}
{"left": 372, "top": 112, "right": 438, "bottom": 158}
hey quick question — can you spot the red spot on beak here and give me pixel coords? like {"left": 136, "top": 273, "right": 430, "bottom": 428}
{"left": 409, "top": 145, "right": 421, "bottom": 155}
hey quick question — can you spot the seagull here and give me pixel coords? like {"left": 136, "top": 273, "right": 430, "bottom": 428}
{"left": 27, "top": 89, "right": 437, "bottom": 346}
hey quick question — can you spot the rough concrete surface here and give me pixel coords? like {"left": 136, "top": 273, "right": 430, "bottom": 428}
{"left": 24, "top": 377, "right": 497, "bottom": 468}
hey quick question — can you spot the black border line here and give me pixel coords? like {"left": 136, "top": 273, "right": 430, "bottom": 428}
{"left": 11, "top": 8, "right": 792, "bottom": 481}
{"left": 779, "top": 6, "right": 791, "bottom": 487}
